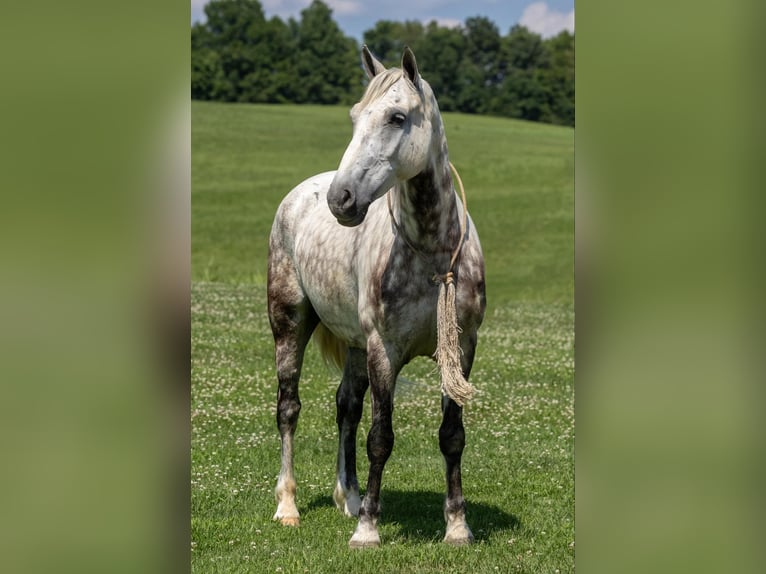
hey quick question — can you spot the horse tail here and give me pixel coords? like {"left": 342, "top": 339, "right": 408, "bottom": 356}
{"left": 313, "top": 323, "right": 347, "bottom": 372}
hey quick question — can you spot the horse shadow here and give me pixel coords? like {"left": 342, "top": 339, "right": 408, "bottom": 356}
{"left": 305, "top": 490, "right": 520, "bottom": 542}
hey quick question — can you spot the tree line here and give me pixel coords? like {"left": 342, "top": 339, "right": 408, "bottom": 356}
{"left": 192, "top": 0, "right": 574, "bottom": 126}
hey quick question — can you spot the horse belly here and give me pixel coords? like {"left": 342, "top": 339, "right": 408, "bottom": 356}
{"left": 300, "top": 262, "right": 364, "bottom": 347}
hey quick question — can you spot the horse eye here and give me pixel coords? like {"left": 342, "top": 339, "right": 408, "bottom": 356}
{"left": 390, "top": 112, "right": 406, "bottom": 126}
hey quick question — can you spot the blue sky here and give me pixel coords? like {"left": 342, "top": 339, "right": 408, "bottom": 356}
{"left": 191, "top": 1, "right": 574, "bottom": 41}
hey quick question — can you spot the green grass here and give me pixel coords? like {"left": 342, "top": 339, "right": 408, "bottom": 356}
{"left": 192, "top": 101, "right": 574, "bottom": 572}
{"left": 192, "top": 101, "right": 573, "bottom": 309}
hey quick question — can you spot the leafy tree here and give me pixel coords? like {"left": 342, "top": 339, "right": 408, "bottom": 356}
{"left": 543, "top": 30, "right": 575, "bottom": 126}
{"left": 363, "top": 20, "right": 425, "bottom": 68}
{"left": 189, "top": 3, "right": 574, "bottom": 126}
{"left": 414, "top": 22, "right": 466, "bottom": 111}
{"left": 456, "top": 61, "right": 487, "bottom": 114}
{"left": 293, "top": 1, "right": 360, "bottom": 104}
{"left": 457, "top": 17, "right": 503, "bottom": 114}
{"left": 191, "top": 23, "right": 220, "bottom": 100}
{"left": 463, "top": 16, "right": 502, "bottom": 83}
{"left": 490, "top": 25, "right": 554, "bottom": 122}
{"left": 501, "top": 24, "right": 550, "bottom": 72}
{"left": 237, "top": 16, "right": 296, "bottom": 103}
{"left": 496, "top": 68, "right": 553, "bottom": 122}
{"left": 191, "top": 0, "right": 289, "bottom": 102}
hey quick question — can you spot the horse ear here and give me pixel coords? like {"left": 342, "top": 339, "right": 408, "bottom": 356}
{"left": 401, "top": 46, "right": 421, "bottom": 90}
{"left": 361, "top": 45, "right": 386, "bottom": 79}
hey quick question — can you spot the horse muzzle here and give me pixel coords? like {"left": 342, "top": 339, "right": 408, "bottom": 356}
{"left": 327, "top": 183, "right": 367, "bottom": 226}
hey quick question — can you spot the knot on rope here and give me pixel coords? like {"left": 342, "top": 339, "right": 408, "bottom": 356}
{"left": 432, "top": 271, "right": 454, "bottom": 286}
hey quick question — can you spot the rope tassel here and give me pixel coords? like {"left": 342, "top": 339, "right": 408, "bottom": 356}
{"left": 435, "top": 272, "right": 475, "bottom": 406}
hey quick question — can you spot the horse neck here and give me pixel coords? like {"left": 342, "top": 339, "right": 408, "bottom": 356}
{"left": 393, "top": 118, "right": 460, "bottom": 259}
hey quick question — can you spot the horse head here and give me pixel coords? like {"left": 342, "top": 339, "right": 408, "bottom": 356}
{"left": 327, "top": 46, "right": 435, "bottom": 226}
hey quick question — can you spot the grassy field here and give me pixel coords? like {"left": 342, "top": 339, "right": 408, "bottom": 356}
{"left": 192, "top": 101, "right": 574, "bottom": 572}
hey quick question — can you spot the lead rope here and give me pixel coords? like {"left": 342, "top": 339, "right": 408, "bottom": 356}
{"left": 387, "top": 162, "right": 474, "bottom": 406}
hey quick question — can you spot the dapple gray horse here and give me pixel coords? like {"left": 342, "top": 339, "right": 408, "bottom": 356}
{"left": 267, "top": 46, "right": 486, "bottom": 547}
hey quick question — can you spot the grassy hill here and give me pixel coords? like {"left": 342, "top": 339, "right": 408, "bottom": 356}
{"left": 192, "top": 101, "right": 573, "bottom": 309}
{"left": 192, "top": 101, "right": 574, "bottom": 573}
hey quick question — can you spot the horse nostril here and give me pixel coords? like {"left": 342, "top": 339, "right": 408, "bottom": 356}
{"left": 327, "top": 183, "right": 358, "bottom": 223}
{"left": 340, "top": 188, "right": 354, "bottom": 210}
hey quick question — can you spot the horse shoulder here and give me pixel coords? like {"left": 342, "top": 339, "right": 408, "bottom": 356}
{"left": 276, "top": 171, "right": 336, "bottom": 223}
{"left": 270, "top": 171, "right": 336, "bottom": 255}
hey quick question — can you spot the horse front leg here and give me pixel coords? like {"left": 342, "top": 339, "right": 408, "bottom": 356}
{"left": 348, "top": 336, "right": 398, "bottom": 548}
{"left": 440, "top": 330, "right": 478, "bottom": 545}
{"left": 440, "top": 396, "right": 473, "bottom": 544}
{"left": 268, "top": 280, "right": 318, "bottom": 527}
{"left": 334, "top": 347, "right": 369, "bottom": 517}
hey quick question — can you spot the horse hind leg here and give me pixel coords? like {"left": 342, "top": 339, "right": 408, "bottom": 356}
{"left": 268, "top": 259, "right": 319, "bottom": 527}
{"left": 333, "top": 347, "right": 369, "bottom": 517}
{"left": 349, "top": 334, "right": 400, "bottom": 548}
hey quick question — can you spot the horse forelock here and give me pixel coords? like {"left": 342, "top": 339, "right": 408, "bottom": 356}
{"left": 357, "top": 67, "right": 432, "bottom": 112}
{"left": 357, "top": 68, "right": 403, "bottom": 111}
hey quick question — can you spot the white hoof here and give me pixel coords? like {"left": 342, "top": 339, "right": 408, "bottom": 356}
{"left": 273, "top": 483, "right": 300, "bottom": 527}
{"left": 274, "top": 515, "right": 300, "bottom": 527}
{"left": 273, "top": 503, "right": 300, "bottom": 527}
{"left": 348, "top": 520, "right": 380, "bottom": 548}
{"left": 444, "top": 527, "right": 473, "bottom": 545}
{"left": 444, "top": 515, "right": 474, "bottom": 545}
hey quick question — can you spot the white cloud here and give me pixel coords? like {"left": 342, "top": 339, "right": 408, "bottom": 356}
{"left": 326, "top": 0, "right": 363, "bottom": 15}
{"left": 426, "top": 17, "right": 463, "bottom": 29}
{"left": 519, "top": 2, "right": 574, "bottom": 38}
{"left": 261, "top": 0, "right": 309, "bottom": 18}
{"left": 261, "top": 0, "right": 361, "bottom": 17}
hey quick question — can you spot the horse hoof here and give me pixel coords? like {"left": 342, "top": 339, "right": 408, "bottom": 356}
{"left": 444, "top": 535, "right": 472, "bottom": 546}
{"left": 348, "top": 536, "right": 380, "bottom": 549}
{"left": 348, "top": 523, "right": 380, "bottom": 548}
{"left": 444, "top": 525, "right": 474, "bottom": 546}
{"left": 277, "top": 516, "right": 300, "bottom": 527}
